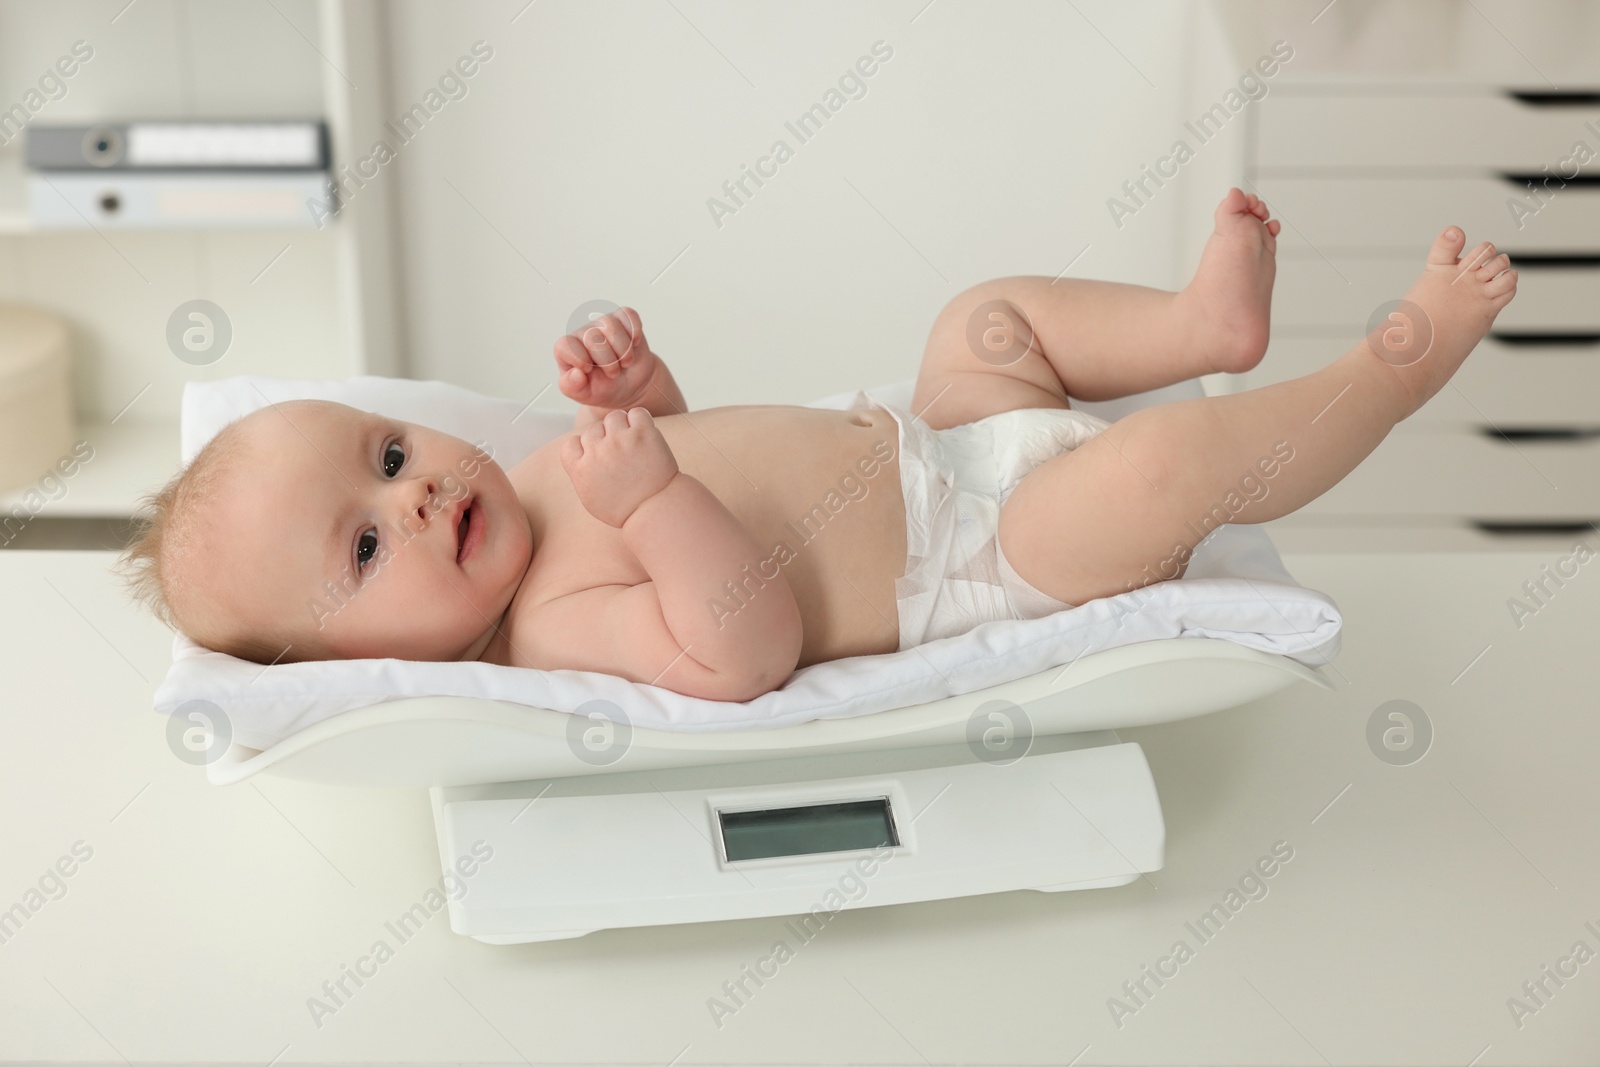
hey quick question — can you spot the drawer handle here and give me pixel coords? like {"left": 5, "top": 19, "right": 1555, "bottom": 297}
{"left": 1491, "top": 330, "right": 1600, "bottom": 347}
{"left": 1499, "top": 252, "right": 1600, "bottom": 268}
{"left": 1478, "top": 426, "right": 1600, "bottom": 443}
{"left": 1506, "top": 90, "right": 1600, "bottom": 107}
{"left": 1500, "top": 171, "right": 1600, "bottom": 188}
{"left": 1470, "top": 519, "right": 1599, "bottom": 537}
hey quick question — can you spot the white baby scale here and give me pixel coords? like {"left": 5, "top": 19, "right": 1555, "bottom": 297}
{"left": 167, "top": 374, "right": 1338, "bottom": 943}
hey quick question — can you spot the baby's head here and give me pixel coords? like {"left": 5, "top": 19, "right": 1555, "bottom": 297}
{"left": 119, "top": 400, "right": 533, "bottom": 664}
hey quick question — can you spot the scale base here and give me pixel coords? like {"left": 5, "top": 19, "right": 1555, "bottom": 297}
{"left": 430, "top": 731, "right": 1164, "bottom": 943}
{"left": 462, "top": 870, "right": 1148, "bottom": 945}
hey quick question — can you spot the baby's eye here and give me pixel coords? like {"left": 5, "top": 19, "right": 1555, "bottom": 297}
{"left": 356, "top": 529, "right": 379, "bottom": 570}
{"left": 382, "top": 440, "right": 405, "bottom": 477}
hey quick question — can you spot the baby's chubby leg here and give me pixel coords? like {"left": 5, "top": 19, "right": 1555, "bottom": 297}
{"left": 998, "top": 226, "right": 1518, "bottom": 607}
{"left": 912, "top": 189, "right": 1280, "bottom": 428}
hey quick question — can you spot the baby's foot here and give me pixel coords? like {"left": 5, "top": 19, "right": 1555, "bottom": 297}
{"left": 1178, "top": 187, "right": 1281, "bottom": 375}
{"left": 1373, "top": 227, "right": 1518, "bottom": 419}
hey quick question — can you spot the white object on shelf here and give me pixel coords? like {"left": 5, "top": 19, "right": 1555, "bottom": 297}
{"left": 127, "top": 123, "right": 323, "bottom": 168}
{"left": 0, "top": 304, "right": 74, "bottom": 496}
{"left": 27, "top": 172, "right": 330, "bottom": 229}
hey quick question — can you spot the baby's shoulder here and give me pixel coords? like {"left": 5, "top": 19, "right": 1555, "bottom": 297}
{"left": 500, "top": 434, "right": 582, "bottom": 513}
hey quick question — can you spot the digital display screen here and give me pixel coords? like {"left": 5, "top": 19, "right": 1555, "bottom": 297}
{"left": 718, "top": 797, "right": 899, "bottom": 861}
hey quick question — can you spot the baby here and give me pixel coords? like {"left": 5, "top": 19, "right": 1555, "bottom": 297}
{"left": 120, "top": 189, "right": 1517, "bottom": 702}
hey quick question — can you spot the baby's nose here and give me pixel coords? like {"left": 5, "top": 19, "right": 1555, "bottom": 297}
{"left": 414, "top": 479, "right": 439, "bottom": 524}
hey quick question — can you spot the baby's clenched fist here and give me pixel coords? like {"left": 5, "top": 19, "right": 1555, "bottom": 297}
{"left": 554, "top": 306, "right": 659, "bottom": 411}
{"left": 559, "top": 407, "right": 679, "bottom": 528}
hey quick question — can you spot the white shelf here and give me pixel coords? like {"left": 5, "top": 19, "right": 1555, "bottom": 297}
{"left": 0, "top": 417, "right": 176, "bottom": 518}
{"left": 0, "top": 0, "right": 396, "bottom": 524}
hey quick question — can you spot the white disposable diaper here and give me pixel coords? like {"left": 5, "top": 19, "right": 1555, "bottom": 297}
{"left": 846, "top": 390, "right": 1113, "bottom": 650}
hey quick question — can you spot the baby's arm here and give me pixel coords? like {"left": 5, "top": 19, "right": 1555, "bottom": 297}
{"left": 536, "top": 408, "right": 803, "bottom": 701}
{"left": 554, "top": 307, "right": 689, "bottom": 430}
{"left": 619, "top": 469, "right": 801, "bottom": 698}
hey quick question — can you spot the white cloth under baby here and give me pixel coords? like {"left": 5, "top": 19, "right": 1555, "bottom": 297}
{"left": 154, "top": 374, "right": 1343, "bottom": 749}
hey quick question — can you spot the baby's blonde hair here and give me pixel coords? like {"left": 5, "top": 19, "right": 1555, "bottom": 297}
{"left": 117, "top": 414, "right": 297, "bottom": 664}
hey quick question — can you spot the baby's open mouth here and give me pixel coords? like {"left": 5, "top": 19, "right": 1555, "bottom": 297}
{"left": 455, "top": 501, "right": 474, "bottom": 563}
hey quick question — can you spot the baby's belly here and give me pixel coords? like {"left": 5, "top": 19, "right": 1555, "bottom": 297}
{"left": 657, "top": 404, "right": 907, "bottom": 666}
{"left": 514, "top": 404, "right": 908, "bottom": 668}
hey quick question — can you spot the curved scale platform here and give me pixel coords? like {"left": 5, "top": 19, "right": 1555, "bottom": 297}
{"left": 207, "top": 637, "right": 1331, "bottom": 788}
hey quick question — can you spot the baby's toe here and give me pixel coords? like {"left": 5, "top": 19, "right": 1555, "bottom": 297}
{"left": 1477, "top": 252, "right": 1511, "bottom": 281}
{"left": 1427, "top": 226, "right": 1467, "bottom": 265}
{"left": 1459, "top": 240, "right": 1497, "bottom": 275}
{"left": 1216, "top": 186, "right": 1249, "bottom": 221}
{"left": 1485, "top": 268, "right": 1518, "bottom": 299}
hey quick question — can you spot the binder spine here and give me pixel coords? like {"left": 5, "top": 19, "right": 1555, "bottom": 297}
{"left": 25, "top": 121, "right": 329, "bottom": 172}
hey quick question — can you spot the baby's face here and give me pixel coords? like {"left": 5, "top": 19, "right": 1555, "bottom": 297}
{"left": 196, "top": 400, "right": 532, "bottom": 661}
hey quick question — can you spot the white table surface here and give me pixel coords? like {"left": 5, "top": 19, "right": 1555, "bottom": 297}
{"left": 2, "top": 547, "right": 1597, "bottom": 1066}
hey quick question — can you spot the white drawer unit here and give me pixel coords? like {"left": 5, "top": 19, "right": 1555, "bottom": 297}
{"left": 1301, "top": 427, "right": 1600, "bottom": 521}
{"left": 1255, "top": 90, "right": 1600, "bottom": 170}
{"left": 1240, "top": 337, "right": 1600, "bottom": 427}
{"left": 1248, "top": 176, "right": 1600, "bottom": 254}
{"left": 1246, "top": 86, "right": 1600, "bottom": 548}
{"left": 1273, "top": 254, "right": 1600, "bottom": 331}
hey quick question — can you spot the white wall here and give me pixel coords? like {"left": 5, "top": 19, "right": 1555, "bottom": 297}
{"left": 0, "top": 0, "right": 1262, "bottom": 426}
{"left": 379, "top": 0, "right": 1250, "bottom": 413}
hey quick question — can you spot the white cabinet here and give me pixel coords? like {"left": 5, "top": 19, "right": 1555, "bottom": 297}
{"left": 1237, "top": 85, "right": 1600, "bottom": 551}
